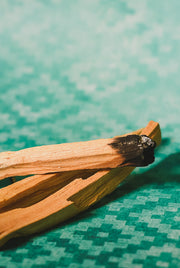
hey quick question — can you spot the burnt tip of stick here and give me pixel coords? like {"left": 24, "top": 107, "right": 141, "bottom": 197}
{"left": 109, "top": 134, "right": 156, "bottom": 167}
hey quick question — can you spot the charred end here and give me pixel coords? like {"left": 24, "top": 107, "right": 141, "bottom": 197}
{"left": 109, "top": 135, "right": 156, "bottom": 167}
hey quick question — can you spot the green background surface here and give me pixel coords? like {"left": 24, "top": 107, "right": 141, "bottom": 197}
{"left": 0, "top": 0, "right": 180, "bottom": 267}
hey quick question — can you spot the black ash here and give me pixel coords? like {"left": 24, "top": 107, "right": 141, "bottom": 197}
{"left": 109, "top": 135, "right": 156, "bottom": 167}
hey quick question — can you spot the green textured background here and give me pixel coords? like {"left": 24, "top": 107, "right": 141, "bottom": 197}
{"left": 0, "top": 0, "right": 180, "bottom": 267}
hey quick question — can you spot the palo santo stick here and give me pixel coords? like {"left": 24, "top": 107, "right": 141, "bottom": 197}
{"left": 0, "top": 121, "right": 161, "bottom": 247}
{"left": 0, "top": 123, "right": 157, "bottom": 180}
{"left": 0, "top": 170, "right": 98, "bottom": 212}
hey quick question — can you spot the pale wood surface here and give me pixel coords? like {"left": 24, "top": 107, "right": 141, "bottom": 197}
{"left": 0, "top": 121, "right": 161, "bottom": 247}
{"left": 0, "top": 136, "right": 126, "bottom": 180}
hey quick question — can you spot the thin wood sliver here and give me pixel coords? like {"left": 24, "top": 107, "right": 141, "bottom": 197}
{"left": 0, "top": 170, "right": 97, "bottom": 212}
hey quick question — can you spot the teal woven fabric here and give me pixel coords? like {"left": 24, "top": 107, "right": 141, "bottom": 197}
{"left": 0, "top": 1, "right": 180, "bottom": 267}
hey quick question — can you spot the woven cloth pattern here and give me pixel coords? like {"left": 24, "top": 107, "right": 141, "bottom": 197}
{"left": 0, "top": 1, "right": 180, "bottom": 267}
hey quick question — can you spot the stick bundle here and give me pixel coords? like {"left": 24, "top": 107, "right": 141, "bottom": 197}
{"left": 0, "top": 121, "right": 161, "bottom": 247}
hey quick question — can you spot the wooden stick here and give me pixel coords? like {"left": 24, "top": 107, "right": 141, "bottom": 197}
{"left": 0, "top": 121, "right": 161, "bottom": 247}
{"left": 0, "top": 123, "right": 157, "bottom": 180}
{"left": 0, "top": 170, "right": 98, "bottom": 212}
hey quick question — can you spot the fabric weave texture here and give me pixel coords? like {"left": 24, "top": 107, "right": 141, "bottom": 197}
{"left": 0, "top": 1, "right": 180, "bottom": 267}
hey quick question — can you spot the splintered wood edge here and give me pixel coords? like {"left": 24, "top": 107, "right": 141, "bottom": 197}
{"left": 0, "top": 121, "right": 161, "bottom": 247}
